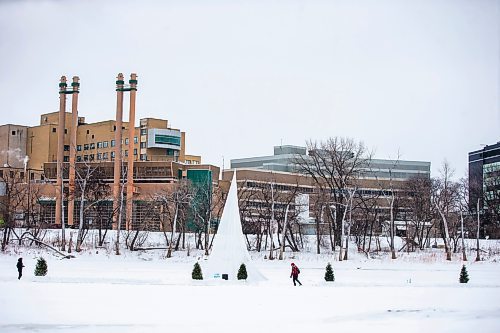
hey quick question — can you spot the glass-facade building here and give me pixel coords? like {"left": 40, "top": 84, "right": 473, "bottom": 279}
{"left": 469, "top": 142, "right": 500, "bottom": 210}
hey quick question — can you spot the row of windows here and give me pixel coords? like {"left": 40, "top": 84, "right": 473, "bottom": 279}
{"left": 65, "top": 149, "right": 140, "bottom": 162}
{"left": 245, "top": 181, "right": 314, "bottom": 193}
{"left": 74, "top": 137, "right": 140, "bottom": 152}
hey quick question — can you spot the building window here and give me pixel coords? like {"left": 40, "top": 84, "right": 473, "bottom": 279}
{"left": 125, "top": 138, "right": 129, "bottom": 145}
{"left": 77, "top": 156, "right": 82, "bottom": 162}
{"left": 10, "top": 171, "right": 14, "bottom": 178}
{"left": 154, "top": 135, "right": 181, "bottom": 146}
{"left": 30, "top": 172, "right": 34, "bottom": 180}
{"left": 20, "top": 172, "right": 24, "bottom": 179}
{"left": 103, "top": 141, "right": 108, "bottom": 148}
{"left": 64, "top": 145, "right": 70, "bottom": 151}
{"left": 63, "top": 156, "right": 69, "bottom": 162}
{"left": 86, "top": 130, "right": 90, "bottom": 134}
{"left": 84, "top": 144, "right": 89, "bottom": 150}
{"left": 113, "top": 125, "right": 116, "bottom": 131}
{"left": 103, "top": 152, "right": 109, "bottom": 160}
{"left": 111, "top": 151, "right": 115, "bottom": 159}
{"left": 0, "top": 170, "right": 3, "bottom": 178}
{"left": 140, "top": 129, "right": 147, "bottom": 135}
{"left": 90, "top": 154, "right": 95, "bottom": 161}
{"left": 92, "top": 134, "right": 94, "bottom": 139}
{"left": 134, "top": 148, "right": 137, "bottom": 156}
{"left": 64, "top": 129, "right": 68, "bottom": 134}
{"left": 97, "top": 142, "right": 103, "bottom": 149}
{"left": 77, "top": 145, "right": 82, "bottom": 151}
{"left": 140, "top": 154, "right": 146, "bottom": 161}
{"left": 111, "top": 140, "right": 115, "bottom": 147}
{"left": 97, "top": 153, "right": 102, "bottom": 160}
{"left": 140, "top": 142, "right": 146, "bottom": 148}
{"left": 134, "top": 136, "right": 138, "bottom": 144}
{"left": 11, "top": 131, "right": 16, "bottom": 136}
{"left": 52, "top": 128, "right": 56, "bottom": 133}
{"left": 90, "top": 143, "right": 95, "bottom": 149}
{"left": 124, "top": 150, "right": 128, "bottom": 157}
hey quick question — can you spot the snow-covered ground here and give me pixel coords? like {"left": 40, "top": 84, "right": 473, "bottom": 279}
{"left": 1, "top": 243, "right": 500, "bottom": 333}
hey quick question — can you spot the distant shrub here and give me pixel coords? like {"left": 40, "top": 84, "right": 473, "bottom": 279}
{"left": 325, "top": 262, "right": 335, "bottom": 282}
{"left": 35, "top": 257, "right": 48, "bottom": 276}
{"left": 237, "top": 263, "right": 248, "bottom": 280}
{"left": 459, "top": 265, "right": 469, "bottom": 283}
{"left": 192, "top": 262, "right": 203, "bottom": 280}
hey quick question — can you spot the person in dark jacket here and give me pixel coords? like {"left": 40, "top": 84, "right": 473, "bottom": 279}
{"left": 17, "top": 258, "right": 25, "bottom": 280}
{"left": 290, "top": 263, "right": 302, "bottom": 286}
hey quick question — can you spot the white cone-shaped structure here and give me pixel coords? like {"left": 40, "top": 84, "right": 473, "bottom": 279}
{"left": 203, "top": 171, "right": 266, "bottom": 282}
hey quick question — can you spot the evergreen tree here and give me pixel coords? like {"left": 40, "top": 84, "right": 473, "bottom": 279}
{"left": 192, "top": 262, "right": 203, "bottom": 280}
{"left": 324, "top": 262, "right": 335, "bottom": 282}
{"left": 459, "top": 265, "right": 469, "bottom": 283}
{"left": 34, "top": 257, "right": 48, "bottom": 276}
{"left": 237, "top": 263, "right": 248, "bottom": 280}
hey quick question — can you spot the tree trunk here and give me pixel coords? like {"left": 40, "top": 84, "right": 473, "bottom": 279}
{"left": 476, "top": 198, "right": 481, "bottom": 261}
{"left": 435, "top": 202, "right": 452, "bottom": 261}
{"left": 278, "top": 205, "right": 290, "bottom": 260}
{"left": 338, "top": 203, "right": 348, "bottom": 261}
{"left": 77, "top": 182, "right": 86, "bottom": 252}
{"left": 389, "top": 195, "right": 396, "bottom": 259}
{"left": 166, "top": 203, "right": 179, "bottom": 258}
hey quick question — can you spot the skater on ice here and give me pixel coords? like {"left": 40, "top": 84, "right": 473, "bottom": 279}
{"left": 16, "top": 258, "right": 24, "bottom": 280}
{"left": 290, "top": 263, "right": 302, "bottom": 286}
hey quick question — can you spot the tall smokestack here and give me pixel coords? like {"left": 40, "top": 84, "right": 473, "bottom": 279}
{"left": 68, "top": 76, "right": 80, "bottom": 226}
{"left": 56, "top": 76, "right": 67, "bottom": 226}
{"left": 126, "top": 73, "right": 138, "bottom": 231}
{"left": 112, "top": 73, "right": 124, "bottom": 229}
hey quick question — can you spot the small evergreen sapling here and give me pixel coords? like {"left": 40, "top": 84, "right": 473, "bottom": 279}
{"left": 459, "top": 265, "right": 469, "bottom": 283}
{"left": 324, "top": 262, "right": 335, "bottom": 282}
{"left": 237, "top": 263, "right": 248, "bottom": 280}
{"left": 34, "top": 257, "right": 48, "bottom": 276}
{"left": 192, "top": 262, "right": 203, "bottom": 280}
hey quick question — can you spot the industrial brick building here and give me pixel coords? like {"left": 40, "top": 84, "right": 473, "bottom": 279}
{"left": 0, "top": 74, "right": 214, "bottom": 232}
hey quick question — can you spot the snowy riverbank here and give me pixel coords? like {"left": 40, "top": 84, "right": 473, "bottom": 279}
{"left": 1, "top": 242, "right": 500, "bottom": 333}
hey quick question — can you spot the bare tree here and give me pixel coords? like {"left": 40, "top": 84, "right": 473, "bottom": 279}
{"left": 0, "top": 169, "right": 29, "bottom": 251}
{"left": 154, "top": 180, "right": 192, "bottom": 257}
{"left": 432, "top": 161, "right": 459, "bottom": 261}
{"left": 402, "top": 175, "right": 433, "bottom": 250}
{"left": 71, "top": 161, "right": 110, "bottom": 252}
{"left": 294, "top": 137, "right": 371, "bottom": 260}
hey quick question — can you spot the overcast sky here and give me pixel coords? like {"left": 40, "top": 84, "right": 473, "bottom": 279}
{"left": 0, "top": 0, "right": 498, "bottom": 178}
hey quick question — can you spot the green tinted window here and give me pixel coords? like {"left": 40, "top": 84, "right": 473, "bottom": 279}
{"left": 155, "top": 135, "right": 180, "bottom": 146}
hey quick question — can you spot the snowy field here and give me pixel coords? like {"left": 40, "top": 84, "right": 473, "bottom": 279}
{"left": 1, "top": 245, "right": 500, "bottom": 333}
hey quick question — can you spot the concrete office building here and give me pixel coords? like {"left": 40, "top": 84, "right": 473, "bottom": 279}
{"left": 231, "top": 145, "right": 431, "bottom": 180}
{"left": 229, "top": 145, "right": 431, "bottom": 235}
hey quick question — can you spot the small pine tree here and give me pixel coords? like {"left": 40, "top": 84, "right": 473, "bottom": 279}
{"left": 34, "top": 257, "right": 48, "bottom": 276}
{"left": 192, "top": 262, "right": 203, "bottom": 280}
{"left": 459, "top": 265, "right": 469, "bottom": 283}
{"left": 237, "top": 263, "right": 248, "bottom": 280}
{"left": 324, "top": 262, "right": 335, "bottom": 282}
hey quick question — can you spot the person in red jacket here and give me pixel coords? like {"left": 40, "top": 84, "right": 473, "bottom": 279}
{"left": 290, "top": 263, "right": 302, "bottom": 286}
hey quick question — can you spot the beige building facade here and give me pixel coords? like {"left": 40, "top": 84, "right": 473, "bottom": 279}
{"left": 26, "top": 111, "right": 201, "bottom": 173}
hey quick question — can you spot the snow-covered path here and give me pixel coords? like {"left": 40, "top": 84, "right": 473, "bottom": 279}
{"left": 1, "top": 253, "right": 499, "bottom": 333}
